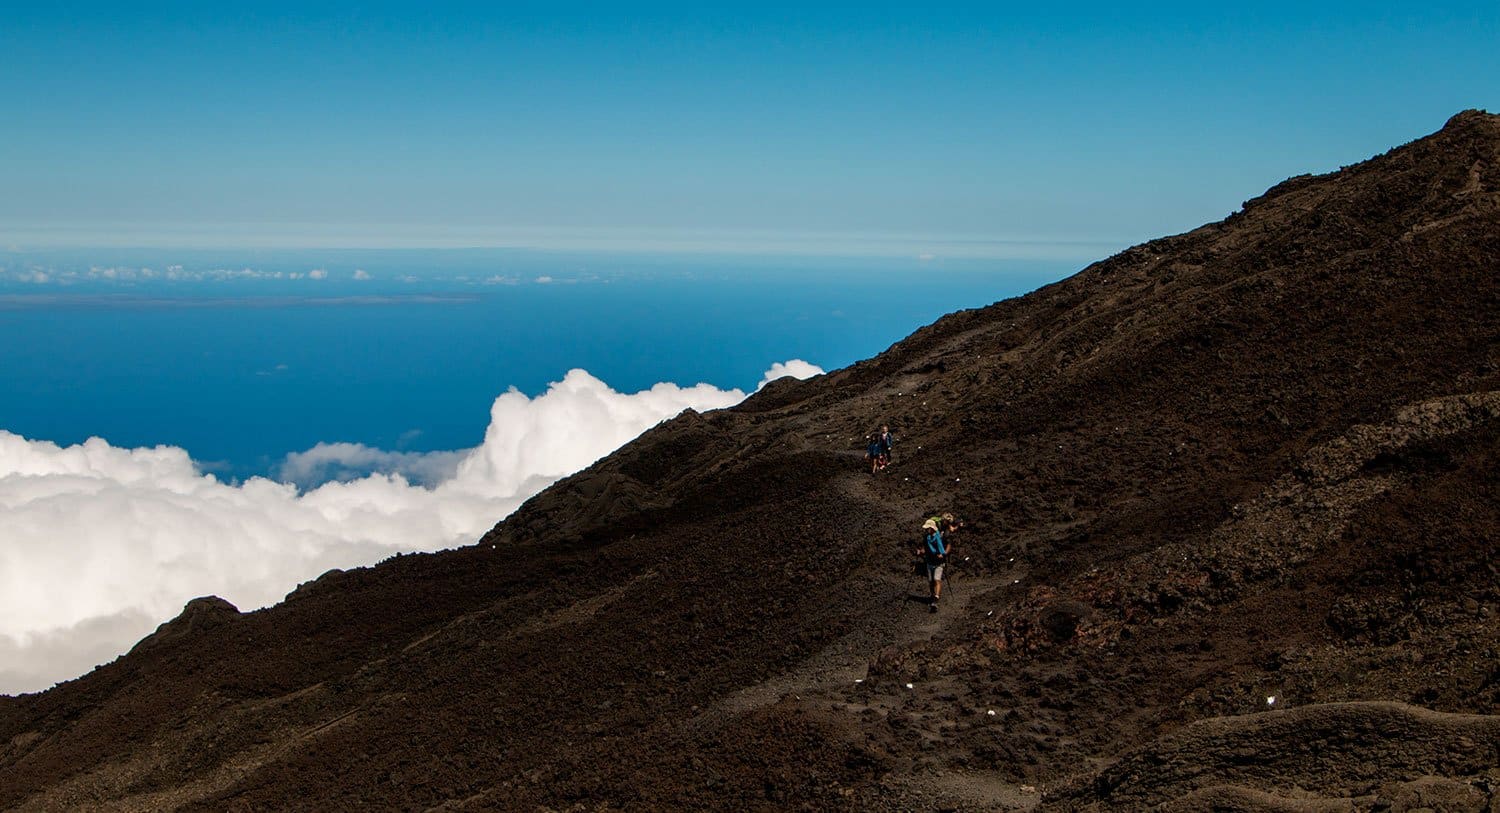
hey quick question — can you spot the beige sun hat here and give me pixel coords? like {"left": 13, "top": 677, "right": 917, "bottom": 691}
{"left": 922, "top": 519, "right": 938, "bottom": 531}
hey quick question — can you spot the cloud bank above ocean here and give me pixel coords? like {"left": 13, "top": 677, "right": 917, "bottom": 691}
{"left": 0, "top": 361, "right": 822, "bottom": 695}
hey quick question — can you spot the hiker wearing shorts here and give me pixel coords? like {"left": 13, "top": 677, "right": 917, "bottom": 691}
{"left": 867, "top": 435, "right": 885, "bottom": 473}
{"left": 920, "top": 518, "right": 948, "bottom": 612}
{"left": 878, "top": 425, "right": 894, "bottom": 467}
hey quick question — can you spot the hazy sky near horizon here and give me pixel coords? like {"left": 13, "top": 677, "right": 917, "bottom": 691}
{"left": 3, "top": 2, "right": 1496, "bottom": 253}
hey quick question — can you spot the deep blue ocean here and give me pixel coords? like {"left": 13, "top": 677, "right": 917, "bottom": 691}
{"left": 0, "top": 249, "right": 1077, "bottom": 480}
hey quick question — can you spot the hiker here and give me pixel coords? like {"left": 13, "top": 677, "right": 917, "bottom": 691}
{"left": 919, "top": 518, "right": 948, "bottom": 612}
{"left": 866, "top": 434, "right": 885, "bottom": 473}
{"left": 936, "top": 512, "right": 961, "bottom": 539}
{"left": 878, "top": 424, "right": 894, "bottom": 467}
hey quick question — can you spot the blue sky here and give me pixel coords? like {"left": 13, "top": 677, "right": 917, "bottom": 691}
{"left": 2, "top": 2, "right": 1496, "bottom": 253}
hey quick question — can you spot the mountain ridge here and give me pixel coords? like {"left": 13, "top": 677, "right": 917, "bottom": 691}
{"left": 2, "top": 109, "right": 1497, "bottom": 811}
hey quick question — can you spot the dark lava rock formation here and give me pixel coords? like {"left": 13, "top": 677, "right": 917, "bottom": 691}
{"left": 2, "top": 110, "right": 1498, "bottom": 811}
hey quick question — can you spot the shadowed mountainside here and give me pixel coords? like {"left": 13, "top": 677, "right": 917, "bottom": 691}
{"left": 2, "top": 110, "right": 1498, "bottom": 811}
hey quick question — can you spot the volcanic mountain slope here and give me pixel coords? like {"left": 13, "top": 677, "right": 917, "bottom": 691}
{"left": 3, "top": 110, "right": 1498, "bottom": 812}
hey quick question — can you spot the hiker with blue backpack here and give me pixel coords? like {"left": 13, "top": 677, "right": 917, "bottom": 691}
{"left": 865, "top": 424, "right": 895, "bottom": 473}
{"left": 866, "top": 434, "right": 885, "bottom": 473}
{"left": 919, "top": 518, "right": 949, "bottom": 612}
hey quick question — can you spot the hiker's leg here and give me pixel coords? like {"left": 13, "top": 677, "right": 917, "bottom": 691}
{"left": 934, "top": 578, "right": 943, "bottom": 600}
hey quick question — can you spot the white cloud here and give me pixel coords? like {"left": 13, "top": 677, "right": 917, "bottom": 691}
{"left": 534, "top": 275, "right": 554, "bottom": 284}
{"left": 308, "top": 268, "right": 328, "bottom": 280}
{"left": 0, "top": 610, "right": 157, "bottom": 698}
{"left": 0, "top": 360, "right": 823, "bottom": 695}
{"left": 352, "top": 269, "right": 371, "bottom": 281}
{"left": 12, "top": 270, "right": 49, "bottom": 284}
{"left": 758, "top": 359, "right": 823, "bottom": 389}
{"left": 278, "top": 442, "right": 466, "bottom": 487}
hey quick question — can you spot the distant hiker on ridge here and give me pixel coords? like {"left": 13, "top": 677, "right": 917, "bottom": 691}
{"left": 864, "top": 438, "right": 882, "bottom": 474}
{"left": 919, "top": 518, "right": 949, "bottom": 612}
{"left": 878, "top": 424, "right": 894, "bottom": 467}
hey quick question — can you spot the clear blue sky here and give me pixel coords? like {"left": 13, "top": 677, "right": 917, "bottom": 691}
{"left": 2, "top": 2, "right": 1495, "bottom": 254}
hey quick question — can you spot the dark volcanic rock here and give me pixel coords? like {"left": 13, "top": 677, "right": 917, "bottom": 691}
{"left": 1050, "top": 702, "right": 1500, "bottom": 811}
{"left": 2, "top": 110, "right": 1498, "bottom": 812}
{"left": 128, "top": 596, "right": 241, "bottom": 656}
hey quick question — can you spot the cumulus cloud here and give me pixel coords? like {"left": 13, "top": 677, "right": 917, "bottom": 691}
{"left": 0, "top": 610, "right": 158, "bottom": 699}
{"left": 279, "top": 442, "right": 466, "bottom": 487}
{"left": 352, "top": 269, "right": 371, "bottom": 281}
{"left": 0, "top": 360, "right": 823, "bottom": 695}
{"left": 758, "top": 359, "right": 823, "bottom": 390}
{"left": 0, "top": 266, "right": 52, "bottom": 284}
{"left": 308, "top": 268, "right": 328, "bottom": 280}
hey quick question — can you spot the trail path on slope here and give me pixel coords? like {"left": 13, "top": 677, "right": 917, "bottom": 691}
{"left": 709, "top": 565, "right": 1005, "bottom": 721}
{"left": 685, "top": 464, "right": 1014, "bottom": 733}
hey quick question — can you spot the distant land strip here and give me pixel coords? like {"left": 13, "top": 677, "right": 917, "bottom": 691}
{"left": 0, "top": 293, "right": 483, "bottom": 310}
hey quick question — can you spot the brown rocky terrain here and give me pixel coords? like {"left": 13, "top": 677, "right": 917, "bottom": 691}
{"left": 2, "top": 110, "right": 1497, "bottom": 811}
